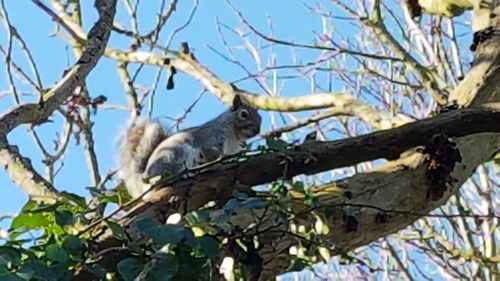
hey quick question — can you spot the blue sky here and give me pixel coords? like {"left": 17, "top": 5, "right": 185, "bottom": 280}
{"left": 0, "top": 1, "right": 346, "bottom": 214}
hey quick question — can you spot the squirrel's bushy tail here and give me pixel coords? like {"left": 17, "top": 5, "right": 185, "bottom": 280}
{"left": 118, "top": 118, "right": 168, "bottom": 198}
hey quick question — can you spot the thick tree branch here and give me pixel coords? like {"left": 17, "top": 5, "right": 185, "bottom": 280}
{"left": 128, "top": 103, "right": 500, "bottom": 215}
{"left": 84, "top": 104, "right": 500, "bottom": 280}
{"left": 87, "top": 6, "right": 500, "bottom": 279}
{"left": 0, "top": 0, "right": 117, "bottom": 202}
{"left": 404, "top": 0, "right": 495, "bottom": 32}
{"left": 49, "top": 2, "right": 500, "bottom": 280}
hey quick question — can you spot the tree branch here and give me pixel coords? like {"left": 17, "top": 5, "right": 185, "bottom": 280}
{"left": 28, "top": 6, "right": 405, "bottom": 130}
{"left": 130, "top": 103, "right": 500, "bottom": 214}
{"left": 87, "top": 6, "right": 500, "bottom": 279}
{"left": 0, "top": 0, "right": 117, "bottom": 202}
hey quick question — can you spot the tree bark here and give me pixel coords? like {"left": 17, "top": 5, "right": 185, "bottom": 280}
{"left": 106, "top": 5, "right": 500, "bottom": 280}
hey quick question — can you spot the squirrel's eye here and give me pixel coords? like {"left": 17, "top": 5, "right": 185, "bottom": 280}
{"left": 239, "top": 109, "right": 249, "bottom": 119}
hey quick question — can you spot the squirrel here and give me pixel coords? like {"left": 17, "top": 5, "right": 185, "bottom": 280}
{"left": 118, "top": 95, "right": 262, "bottom": 200}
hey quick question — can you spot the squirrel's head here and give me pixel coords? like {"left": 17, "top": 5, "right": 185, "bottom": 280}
{"left": 230, "top": 95, "right": 262, "bottom": 139}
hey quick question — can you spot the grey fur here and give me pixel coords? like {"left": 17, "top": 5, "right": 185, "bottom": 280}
{"left": 118, "top": 95, "right": 262, "bottom": 199}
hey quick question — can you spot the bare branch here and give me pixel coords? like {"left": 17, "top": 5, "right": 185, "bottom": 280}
{"left": 0, "top": 0, "right": 117, "bottom": 202}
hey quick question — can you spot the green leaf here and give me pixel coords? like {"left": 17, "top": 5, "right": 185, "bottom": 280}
{"left": 83, "top": 264, "right": 107, "bottom": 279}
{"left": 274, "top": 210, "right": 288, "bottom": 225}
{"left": 14, "top": 267, "right": 34, "bottom": 281}
{"left": 145, "top": 254, "right": 178, "bottom": 281}
{"left": 118, "top": 258, "right": 144, "bottom": 281}
{"left": 184, "top": 210, "right": 209, "bottom": 225}
{"left": 212, "top": 213, "right": 229, "bottom": 224}
{"left": 105, "top": 221, "right": 126, "bottom": 240}
{"left": 291, "top": 181, "right": 305, "bottom": 192}
{"left": 198, "top": 237, "right": 219, "bottom": 257}
{"left": 173, "top": 247, "right": 207, "bottom": 281}
{"left": 137, "top": 219, "right": 185, "bottom": 246}
{"left": 223, "top": 198, "right": 240, "bottom": 215}
{"left": 179, "top": 228, "right": 197, "bottom": 248}
{"left": 0, "top": 246, "right": 21, "bottom": 266}
{"left": 239, "top": 198, "right": 267, "bottom": 210}
{"left": 60, "top": 191, "right": 87, "bottom": 208}
{"left": 0, "top": 273, "right": 26, "bottom": 281}
{"left": 23, "top": 260, "right": 52, "bottom": 280}
{"left": 265, "top": 137, "right": 288, "bottom": 151}
{"left": 10, "top": 212, "right": 51, "bottom": 230}
{"left": 86, "top": 186, "right": 102, "bottom": 198}
{"left": 304, "top": 190, "right": 316, "bottom": 207}
{"left": 62, "top": 235, "right": 84, "bottom": 256}
{"left": 47, "top": 262, "right": 66, "bottom": 280}
{"left": 54, "top": 210, "right": 74, "bottom": 227}
{"left": 100, "top": 193, "right": 119, "bottom": 204}
{"left": 46, "top": 245, "right": 69, "bottom": 265}
{"left": 289, "top": 257, "right": 311, "bottom": 272}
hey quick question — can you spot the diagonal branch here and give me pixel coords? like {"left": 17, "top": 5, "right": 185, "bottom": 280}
{"left": 86, "top": 104, "right": 500, "bottom": 280}
{"left": 133, "top": 103, "right": 500, "bottom": 213}
{"left": 106, "top": 49, "right": 407, "bottom": 130}
{"left": 0, "top": 0, "right": 117, "bottom": 202}
{"left": 87, "top": 6, "right": 500, "bottom": 279}
{"left": 28, "top": 4, "right": 405, "bottom": 131}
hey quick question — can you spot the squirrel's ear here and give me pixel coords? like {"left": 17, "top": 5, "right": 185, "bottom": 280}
{"left": 231, "top": 95, "right": 242, "bottom": 110}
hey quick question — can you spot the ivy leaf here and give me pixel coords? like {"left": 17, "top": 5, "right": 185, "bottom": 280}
{"left": 137, "top": 219, "right": 185, "bottom": 246}
{"left": 47, "top": 262, "right": 66, "bottom": 280}
{"left": 27, "top": 203, "right": 62, "bottom": 214}
{"left": 86, "top": 186, "right": 102, "bottom": 197}
{"left": 239, "top": 197, "right": 267, "bottom": 210}
{"left": 146, "top": 254, "right": 178, "bottom": 281}
{"left": 289, "top": 257, "right": 311, "bottom": 272}
{"left": 184, "top": 210, "right": 209, "bottom": 225}
{"left": 11, "top": 212, "right": 51, "bottom": 230}
{"left": 0, "top": 273, "right": 27, "bottom": 281}
{"left": 212, "top": 213, "right": 229, "bottom": 224}
{"left": 105, "top": 221, "right": 126, "bottom": 240}
{"left": 304, "top": 190, "right": 316, "bottom": 207}
{"left": 223, "top": 198, "right": 240, "bottom": 215}
{"left": 46, "top": 244, "right": 69, "bottom": 265}
{"left": 198, "top": 236, "right": 219, "bottom": 257}
{"left": 265, "top": 137, "right": 288, "bottom": 151}
{"left": 117, "top": 258, "right": 145, "bottom": 281}
{"left": 62, "top": 235, "right": 84, "bottom": 257}
{"left": 22, "top": 260, "right": 52, "bottom": 280}
{"left": 173, "top": 247, "right": 207, "bottom": 281}
{"left": 291, "top": 181, "right": 305, "bottom": 192}
{"left": 60, "top": 191, "right": 87, "bottom": 208}
{"left": 83, "top": 264, "right": 107, "bottom": 279}
{"left": 0, "top": 246, "right": 22, "bottom": 266}
{"left": 54, "top": 210, "right": 74, "bottom": 227}
{"left": 179, "top": 228, "right": 197, "bottom": 248}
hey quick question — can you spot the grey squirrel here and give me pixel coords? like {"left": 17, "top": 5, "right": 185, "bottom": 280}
{"left": 118, "top": 95, "right": 262, "bottom": 199}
